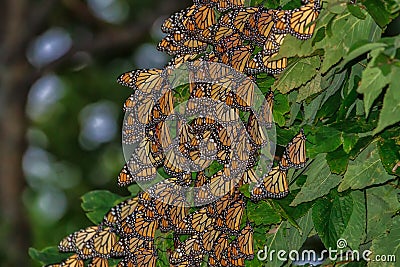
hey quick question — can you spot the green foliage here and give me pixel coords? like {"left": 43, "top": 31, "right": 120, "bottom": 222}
{"left": 81, "top": 190, "right": 126, "bottom": 224}
{"left": 29, "top": 247, "right": 71, "bottom": 265}
{"left": 245, "top": 0, "right": 400, "bottom": 266}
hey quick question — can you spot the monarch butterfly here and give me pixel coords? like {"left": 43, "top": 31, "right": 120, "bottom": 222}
{"left": 217, "top": 0, "right": 245, "bottom": 12}
{"left": 124, "top": 213, "right": 158, "bottom": 241}
{"left": 158, "top": 33, "right": 208, "bottom": 56}
{"left": 148, "top": 179, "right": 183, "bottom": 206}
{"left": 122, "top": 94, "right": 136, "bottom": 112}
{"left": 129, "top": 237, "right": 154, "bottom": 256}
{"left": 259, "top": 90, "right": 274, "bottom": 128}
{"left": 237, "top": 223, "right": 254, "bottom": 259}
{"left": 214, "top": 26, "right": 235, "bottom": 43}
{"left": 210, "top": 83, "right": 235, "bottom": 108}
{"left": 89, "top": 256, "right": 109, "bottom": 267}
{"left": 193, "top": 4, "right": 216, "bottom": 30}
{"left": 175, "top": 208, "right": 214, "bottom": 234}
{"left": 134, "top": 94, "right": 156, "bottom": 125}
{"left": 287, "top": 0, "right": 321, "bottom": 40}
{"left": 247, "top": 112, "right": 267, "bottom": 147}
{"left": 59, "top": 226, "right": 99, "bottom": 259}
{"left": 163, "top": 148, "right": 190, "bottom": 177}
{"left": 214, "top": 124, "right": 232, "bottom": 150}
{"left": 92, "top": 227, "right": 117, "bottom": 255}
{"left": 251, "top": 166, "right": 289, "bottom": 201}
{"left": 167, "top": 196, "right": 190, "bottom": 230}
{"left": 234, "top": 77, "right": 256, "bottom": 111}
{"left": 117, "top": 158, "right": 156, "bottom": 186}
{"left": 214, "top": 32, "right": 243, "bottom": 55}
{"left": 135, "top": 248, "right": 157, "bottom": 267}
{"left": 256, "top": 9, "right": 275, "bottom": 38}
{"left": 211, "top": 233, "right": 229, "bottom": 262}
{"left": 241, "top": 168, "right": 259, "bottom": 185}
{"left": 110, "top": 240, "right": 128, "bottom": 258}
{"left": 152, "top": 89, "right": 175, "bottom": 122}
{"left": 261, "top": 32, "right": 287, "bottom": 57}
{"left": 161, "top": 8, "right": 188, "bottom": 34}
{"left": 167, "top": 53, "right": 201, "bottom": 68}
{"left": 169, "top": 235, "right": 205, "bottom": 265}
{"left": 134, "top": 137, "right": 163, "bottom": 167}
{"left": 200, "top": 227, "right": 221, "bottom": 252}
{"left": 279, "top": 152, "right": 291, "bottom": 170}
{"left": 191, "top": 116, "right": 217, "bottom": 133}
{"left": 222, "top": 46, "right": 253, "bottom": 73}
{"left": 194, "top": 183, "right": 215, "bottom": 206}
{"left": 284, "top": 128, "right": 307, "bottom": 168}
{"left": 231, "top": 7, "right": 259, "bottom": 40}
{"left": 273, "top": 9, "right": 290, "bottom": 33}
{"left": 45, "top": 254, "right": 84, "bottom": 267}
{"left": 103, "top": 197, "right": 138, "bottom": 227}
{"left": 135, "top": 202, "right": 158, "bottom": 223}
{"left": 122, "top": 112, "right": 145, "bottom": 145}
{"left": 246, "top": 52, "right": 288, "bottom": 74}
{"left": 117, "top": 258, "right": 136, "bottom": 267}
{"left": 117, "top": 69, "right": 167, "bottom": 95}
{"left": 209, "top": 169, "right": 236, "bottom": 197}
{"left": 223, "top": 199, "right": 245, "bottom": 233}
{"left": 154, "top": 120, "right": 173, "bottom": 151}
{"left": 215, "top": 102, "right": 240, "bottom": 124}
{"left": 226, "top": 241, "right": 246, "bottom": 266}
{"left": 189, "top": 82, "right": 212, "bottom": 99}
{"left": 188, "top": 147, "right": 215, "bottom": 170}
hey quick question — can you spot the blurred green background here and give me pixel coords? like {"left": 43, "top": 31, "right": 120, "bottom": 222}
{"left": 0, "top": 0, "right": 190, "bottom": 266}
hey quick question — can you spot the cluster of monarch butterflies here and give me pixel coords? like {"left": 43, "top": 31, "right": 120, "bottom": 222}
{"left": 158, "top": 0, "right": 321, "bottom": 74}
{"left": 45, "top": 0, "right": 317, "bottom": 266}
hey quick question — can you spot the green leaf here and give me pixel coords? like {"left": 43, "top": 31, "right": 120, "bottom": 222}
{"left": 363, "top": 0, "right": 396, "bottom": 28}
{"left": 366, "top": 184, "right": 400, "bottom": 241}
{"left": 312, "top": 191, "right": 354, "bottom": 249}
{"left": 338, "top": 141, "right": 395, "bottom": 192}
{"left": 239, "top": 184, "right": 251, "bottom": 198}
{"left": 81, "top": 190, "right": 126, "bottom": 224}
{"left": 273, "top": 35, "right": 315, "bottom": 60}
{"left": 273, "top": 93, "right": 290, "bottom": 127}
{"left": 303, "top": 94, "right": 323, "bottom": 124}
{"left": 127, "top": 184, "right": 141, "bottom": 195}
{"left": 337, "top": 81, "right": 359, "bottom": 121}
{"left": 369, "top": 216, "right": 400, "bottom": 267}
{"left": 155, "top": 232, "right": 174, "bottom": 267}
{"left": 357, "top": 65, "right": 390, "bottom": 117}
{"left": 347, "top": 3, "right": 367, "bottom": 20}
{"left": 348, "top": 136, "right": 374, "bottom": 160}
{"left": 316, "top": 13, "right": 375, "bottom": 73}
{"left": 296, "top": 72, "right": 323, "bottom": 102}
{"left": 28, "top": 247, "right": 70, "bottom": 265}
{"left": 374, "top": 67, "right": 400, "bottom": 134}
{"left": 340, "top": 41, "right": 387, "bottom": 69}
{"left": 340, "top": 190, "right": 366, "bottom": 250}
{"left": 326, "top": 147, "right": 349, "bottom": 175}
{"left": 291, "top": 154, "right": 342, "bottom": 206}
{"left": 286, "top": 210, "right": 314, "bottom": 265}
{"left": 378, "top": 127, "right": 400, "bottom": 175}
{"left": 342, "top": 133, "right": 359, "bottom": 154}
{"left": 307, "top": 126, "right": 343, "bottom": 158}
{"left": 274, "top": 189, "right": 315, "bottom": 219}
{"left": 273, "top": 56, "right": 321, "bottom": 94}
{"left": 247, "top": 200, "right": 281, "bottom": 225}
{"left": 287, "top": 91, "right": 301, "bottom": 126}
{"left": 263, "top": 210, "right": 314, "bottom": 267}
